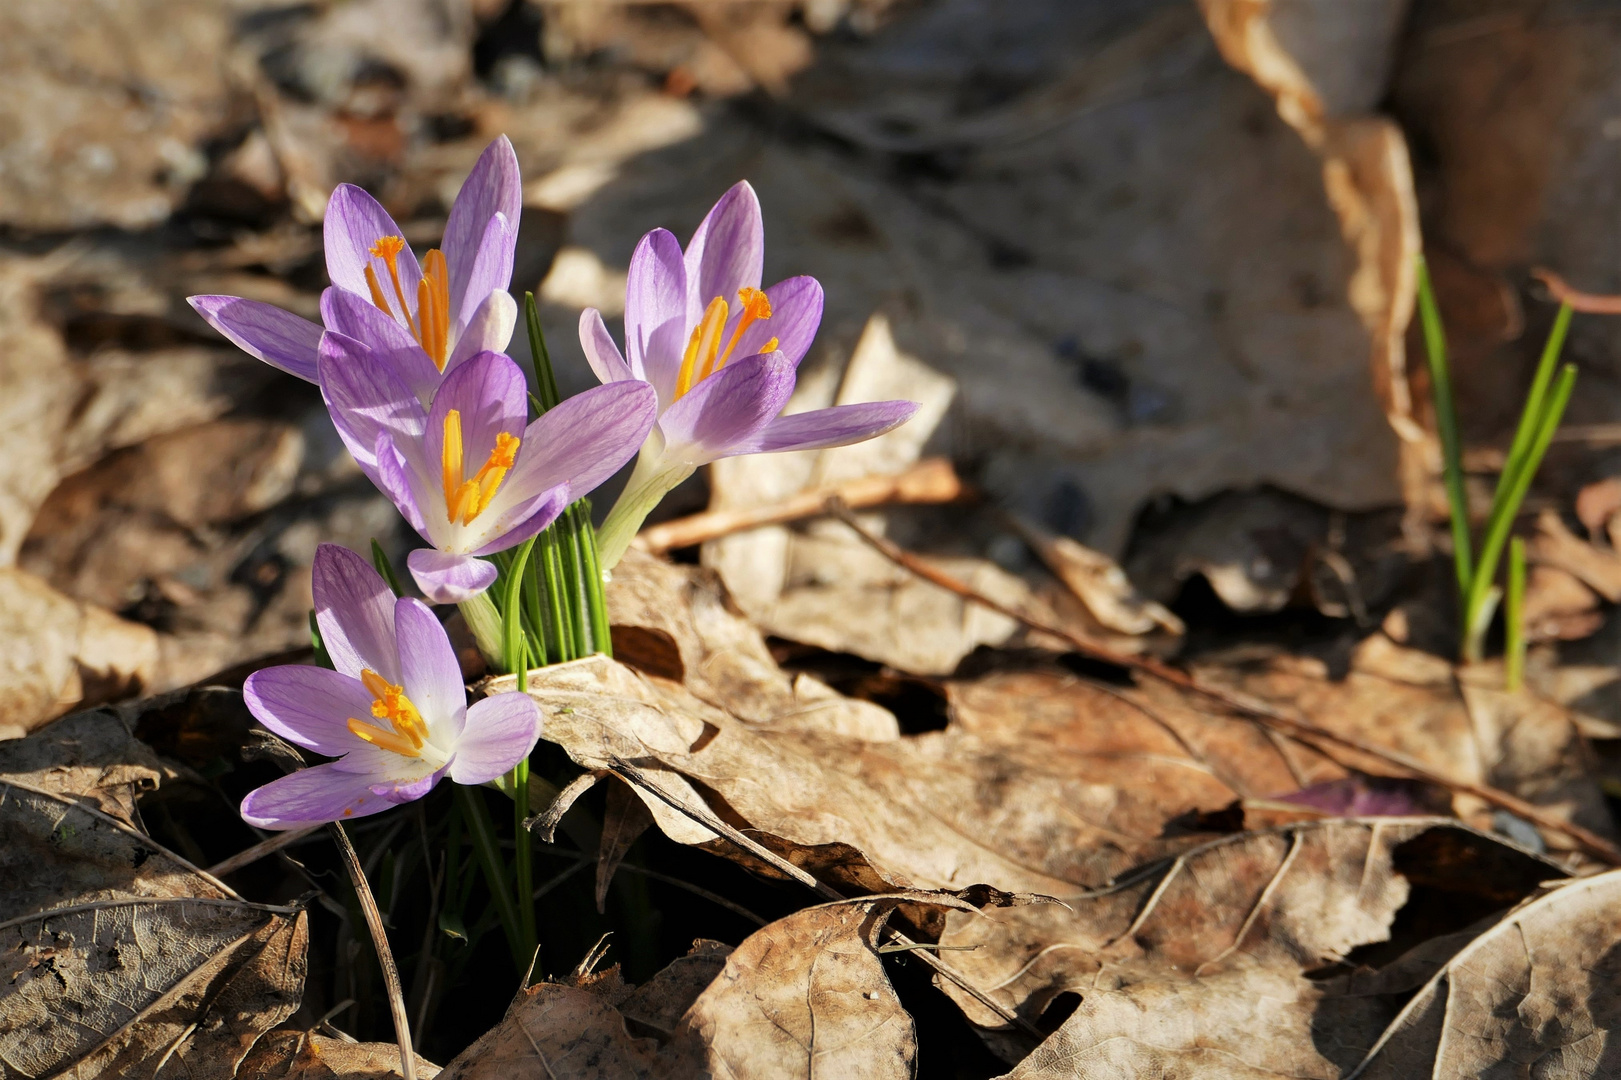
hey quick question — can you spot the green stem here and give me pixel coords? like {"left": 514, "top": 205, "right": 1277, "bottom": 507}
{"left": 1415, "top": 256, "right": 1473, "bottom": 603}
{"left": 1505, "top": 536, "right": 1526, "bottom": 692}
{"left": 576, "top": 500, "right": 613, "bottom": 657}
{"left": 1462, "top": 363, "right": 1577, "bottom": 661}
{"left": 596, "top": 451, "right": 696, "bottom": 571}
{"left": 455, "top": 785, "right": 526, "bottom": 972}
{"left": 371, "top": 539, "right": 404, "bottom": 597}
{"left": 1493, "top": 304, "right": 1573, "bottom": 508}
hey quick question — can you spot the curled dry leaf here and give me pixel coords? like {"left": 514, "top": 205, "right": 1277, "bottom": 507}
{"left": 1351, "top": 868, "right": 1621, "bottom": 1078}
{"left": 939, "top": 819, "right": 1564, "bottom": 1078}
{"left": 0, "top": 707, "right": 167, "bottom": 823}
{"left": 443, "top": 898, "right": 934, "bottom": 1080}
{"left": 0, "top": 772, "right": 306, "bottom": 1079}
{"left": 238, "top": 1031, "right": 441, "bottom": 1080}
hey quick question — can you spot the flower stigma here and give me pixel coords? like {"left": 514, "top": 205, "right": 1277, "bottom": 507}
{"left": 365, "top": 236, "right": 454, "bottom": 371}
{"left": 346, "top": 668, "right": 429, "bottom": 757}
{"left": 440, "top": 409, "right": 521, "bottom": 526}
{"left": 672, "top": 287, "right": 776, "bottom": 400}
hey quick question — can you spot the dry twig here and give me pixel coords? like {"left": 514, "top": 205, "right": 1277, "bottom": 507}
{"left": 634, "top": 457, "right": 965, "bottom": 554}
{"left": 825, "top": 499, "right": 1621, "bottom": 866}
{"left": 207, "top": 823, "right": 323, "bottom": 877}
{"left": 330, "top": 822, "right": 418, "bottom": 1080}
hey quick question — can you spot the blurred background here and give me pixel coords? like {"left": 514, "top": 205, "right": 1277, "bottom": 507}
{"left": 8, "top": 0, "right": 1621, "bottom": 821}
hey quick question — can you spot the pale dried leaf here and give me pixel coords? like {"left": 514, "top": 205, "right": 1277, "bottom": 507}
{"left": 0, "top": 707, "right": 166, "bottom": 823}
{"left": 941, "top": 820, "right": 1563, "bottom": 1078}
{"left": 0, "top": 778, "right": 306, "bottom": 1079}
{"left": 1351, "top": 869, "right": 1621, "bottom": 1078}
{"left": 239, "top": 1031, "right": 441, "bottom": 1080}
{"left": 1530, "top": 508, "right": 1621, "bottom": 603}
{"left": 597, "top": 778, "right": 655, "bottom": 914}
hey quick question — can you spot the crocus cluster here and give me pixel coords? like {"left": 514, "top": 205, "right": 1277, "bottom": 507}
{"left": 191, "top": 138, "right": 916, "bottom": 828}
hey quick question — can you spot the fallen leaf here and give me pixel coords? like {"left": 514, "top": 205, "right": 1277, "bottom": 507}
{"left": 238, "top": 1031, "right": 441, "bottom": 1080}
{"left": 597, "top": 778, "right": 655, "bottom": 914}
{"left": 0, "top": 776, "right": 306, "bottom": 1078}
{"left": 934, "top": 819, "right": 1563, "bottom": 1077}
{"left": 1351, "top": 868, "right": 1621, "bottom": 1078}
{"left": 1529, "top": 509, "right": 1621, "bottom": 603}
{"left": 0, "top": 707, "right": 167, "bottom": 823}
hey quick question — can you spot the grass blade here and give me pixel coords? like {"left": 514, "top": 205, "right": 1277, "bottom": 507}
{"left": 1505, "top": 536, "right": 1527, "bottom": 692}
{"left": 1415, "top": 256, "right": 1474, "bottom": 600}
{"left": 371, "top": 539, "right": 405, "bottom": 597}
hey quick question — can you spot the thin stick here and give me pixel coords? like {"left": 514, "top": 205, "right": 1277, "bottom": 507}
{"left": 1532, "top": 267, "right": 1621, "bottom": 314}
{"left": 207, "top": 824, "right": 323, "bottom": 877}
{"left": 634, "top": 457, "right": 965, "bottom": 554}
{"left": 330, "top": 822, "right": 417, "bottom": 1080}
{"left": 825, "top": 500, "right": 1621, "bottom": 866}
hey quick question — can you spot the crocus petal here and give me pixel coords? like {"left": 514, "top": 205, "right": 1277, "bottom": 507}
{"left": 478, "top": 380, "right": 657, "bottom": 524}
{"left": 311, "top": 542, "right": 403, "bottom": 683}
{"left": 243, "top": 665, "right": 377, "bottom": 757}
{"left": 375, "top": 432, "right": 431, "bottom": 538}
{"left": 423, "top": 352, "right": 529, "bottom": 488}
{"left": 188, "top": 296, "right": 323, "bottom": 382}
{"left": 444, "top": 290, "right": 517, "bottom": 377}
{"left": 321, "top": 287, "right": 442, "bottom": 405}
{"left": 325, "top": 184, "right": 422, "bottom": 318}
{"left": 408, "top": 549, "right": 499, "bottom": 604}
{"left": 442, "top": 136, "right": 522, "bottom": 324}
{"left": 241, "top": 762, "right": 403, "bottom": 830}
{"left": 624, "top": 228, "right": 687, "bottom": 391}
{"left": 450, "top": 693, "right": 541, "bottom": 786}
{"left": 684, "top": 181, "right": 764, "bottom": 329}
{"left": 655, "top": 352, "right": 796, "bottom": 464}
{"left": 392, "top": 596, "right": 468, "bottom": 743}
{"left": 469, "top": 485, "right": 569, "bottom": 556}
{"left": 728, "top": 399, "right": 919, "bottom": 456}
{"left": 317, "top": 332, "right": 427, "bottom": 479}
{"left": 453, "top": 214, "right": 515, "bottom": 338}
{"left": 579, "top": 308, "right": 633, "bottom": 385}
{"left": 730, "top": 276, "right": 823, "bottom": 368}
{"left": 371, "top": 767, "right": 447, "bottom": 804}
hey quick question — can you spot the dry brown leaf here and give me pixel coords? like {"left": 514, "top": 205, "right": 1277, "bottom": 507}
{"left": 936, "top": 819, "right": 1563, "bottom": 1078}
{"left": 443, "top": 899, "right": 925, "bottom": 1080}
{"left": 0, "top": 566, "right": 158, "bottom": 738}
{"left": 1529, "top": 508, "right": 1621, "bottom": 603}
{"left": 239, "top": 1031, "right": 441, "bottom": 1080}
{"left": 1350, "top": 869, "right": 1621, "bottom": 1078}
{"left": 597, "top": 777, "right": 656, "bottom": 914}
{"left": 0, "top": 776, "right": 306, "bottom": 1078}
{"left": 0, "top": 707, "right": 167, "bottom": 823}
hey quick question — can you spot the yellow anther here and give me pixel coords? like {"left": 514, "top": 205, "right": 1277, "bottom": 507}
{"left": 421, "top": 248, "right": 451, "bottom": 370}
{"left": 354, "top": 668, "right": 428, "bottom": 753}
{"left": 347, "top": 717, "right": 422, "bottom": 757}
{"left": 708, "top": 286, "right": 774, "bottom": 378}
{"left": 674, "top": 296, "right": 730, "bottom": 400}
{"left": 368, "top": 235, "right": 417, "bottom": 337}
{"left": 440, "top": 409, "right": 521, "bottom": 526}
{"left": 760, "top": 336, "right": 780, "bottom": 353}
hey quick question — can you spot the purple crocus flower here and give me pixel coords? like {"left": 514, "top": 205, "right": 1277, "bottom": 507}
{"left": 189, "top": 136, "right": 523, "bottom": 405}
{"left": 241, "top": 544, "right": 541, "bottom": 830}
{"left": 579, "top": 181, "right": 918, "bottom": 567}
{"left": 318, "top": 333, "right": 657, "bottom": 603}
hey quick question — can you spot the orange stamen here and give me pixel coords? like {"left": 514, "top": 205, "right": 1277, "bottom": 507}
{"left": 674, "top": 296, "right": 730, "bottom": 400}
{"left": 364, "top": 264, "right": 393, "bottom": 316}
{"left": 369, "top": 236, "right": 417, "bottom": 337}
{"left": 347, "top": 717, "right": 421, "bottom": 757}
{"left": 423, "top": 249, "right": 450, "bottom": 370}
{"left": 707, "top": 286, "right": 773, "bottom": 378}
{"left": 356, "top": 668, "right": 428, "bottom": 749}
{"left": 439, "top": 409, "right": 521, "bottom": 525}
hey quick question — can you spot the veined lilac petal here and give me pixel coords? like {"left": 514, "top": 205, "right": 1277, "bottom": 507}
{"left": 656, "top": 352, "right": 796, "bottom": 464}
{"left": 443, "top": 136, "right": 521, "bottom": 323}
{"left": 188, "top": 296, "right": 322, "bottom": 382}
{"left": 480, "top": 380, "right": 656, "bottom": 522}
{"left": 408, "top": 549, "right": 499, "bottom": 604}
{"left": 684, "top": 181, "right": 764, "bottom": 329}
{"left": 729, "top": 276, "right": 823, "bottom": 367}
{"left": 444, "top": 290, "right": 517, "bottom": 377}
{"left": 423, "top": 351, "right": 529, "bottom": 488}
{"left": 311, "top": 542, "right": 402, "bottom": 682}
{"left": 392, "top": 596, "right": 467, "bottom": 742}
{"left": 325, "top": 184, "right": 422, "bottom": 320}
{"left": 317, "top": 332, "right": 427, "bottom": 478}
{"left": 375, "top": 433, "right": 431, "bottom": 539}
{"left": 727, "top": 399, "right": 919, "bottom": 457}
{"left": 244, "top": 665, "right": 376, "bottom": 757}
{"left": 453, "top": 214, "right": 515, "bottom": 336}
{"left": 468, "top": 485, "right": 569, "bottom": 556}
{"left": 579, "top": 308, "right": 633, "bottom": 384}
{"left": 372, "top": 766, "right": 447, "bottom": 804}
{"left": 241, "top": 763, "right": 401, "bottom": 830}
{"left": 450, "top": 693, "right": 541, "bottom": 786}
{"left": 321, "top": 288, "right": 442, "bottom": 405}
{"left": 624, "top": 228, "right": 686, "bottom": 387}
